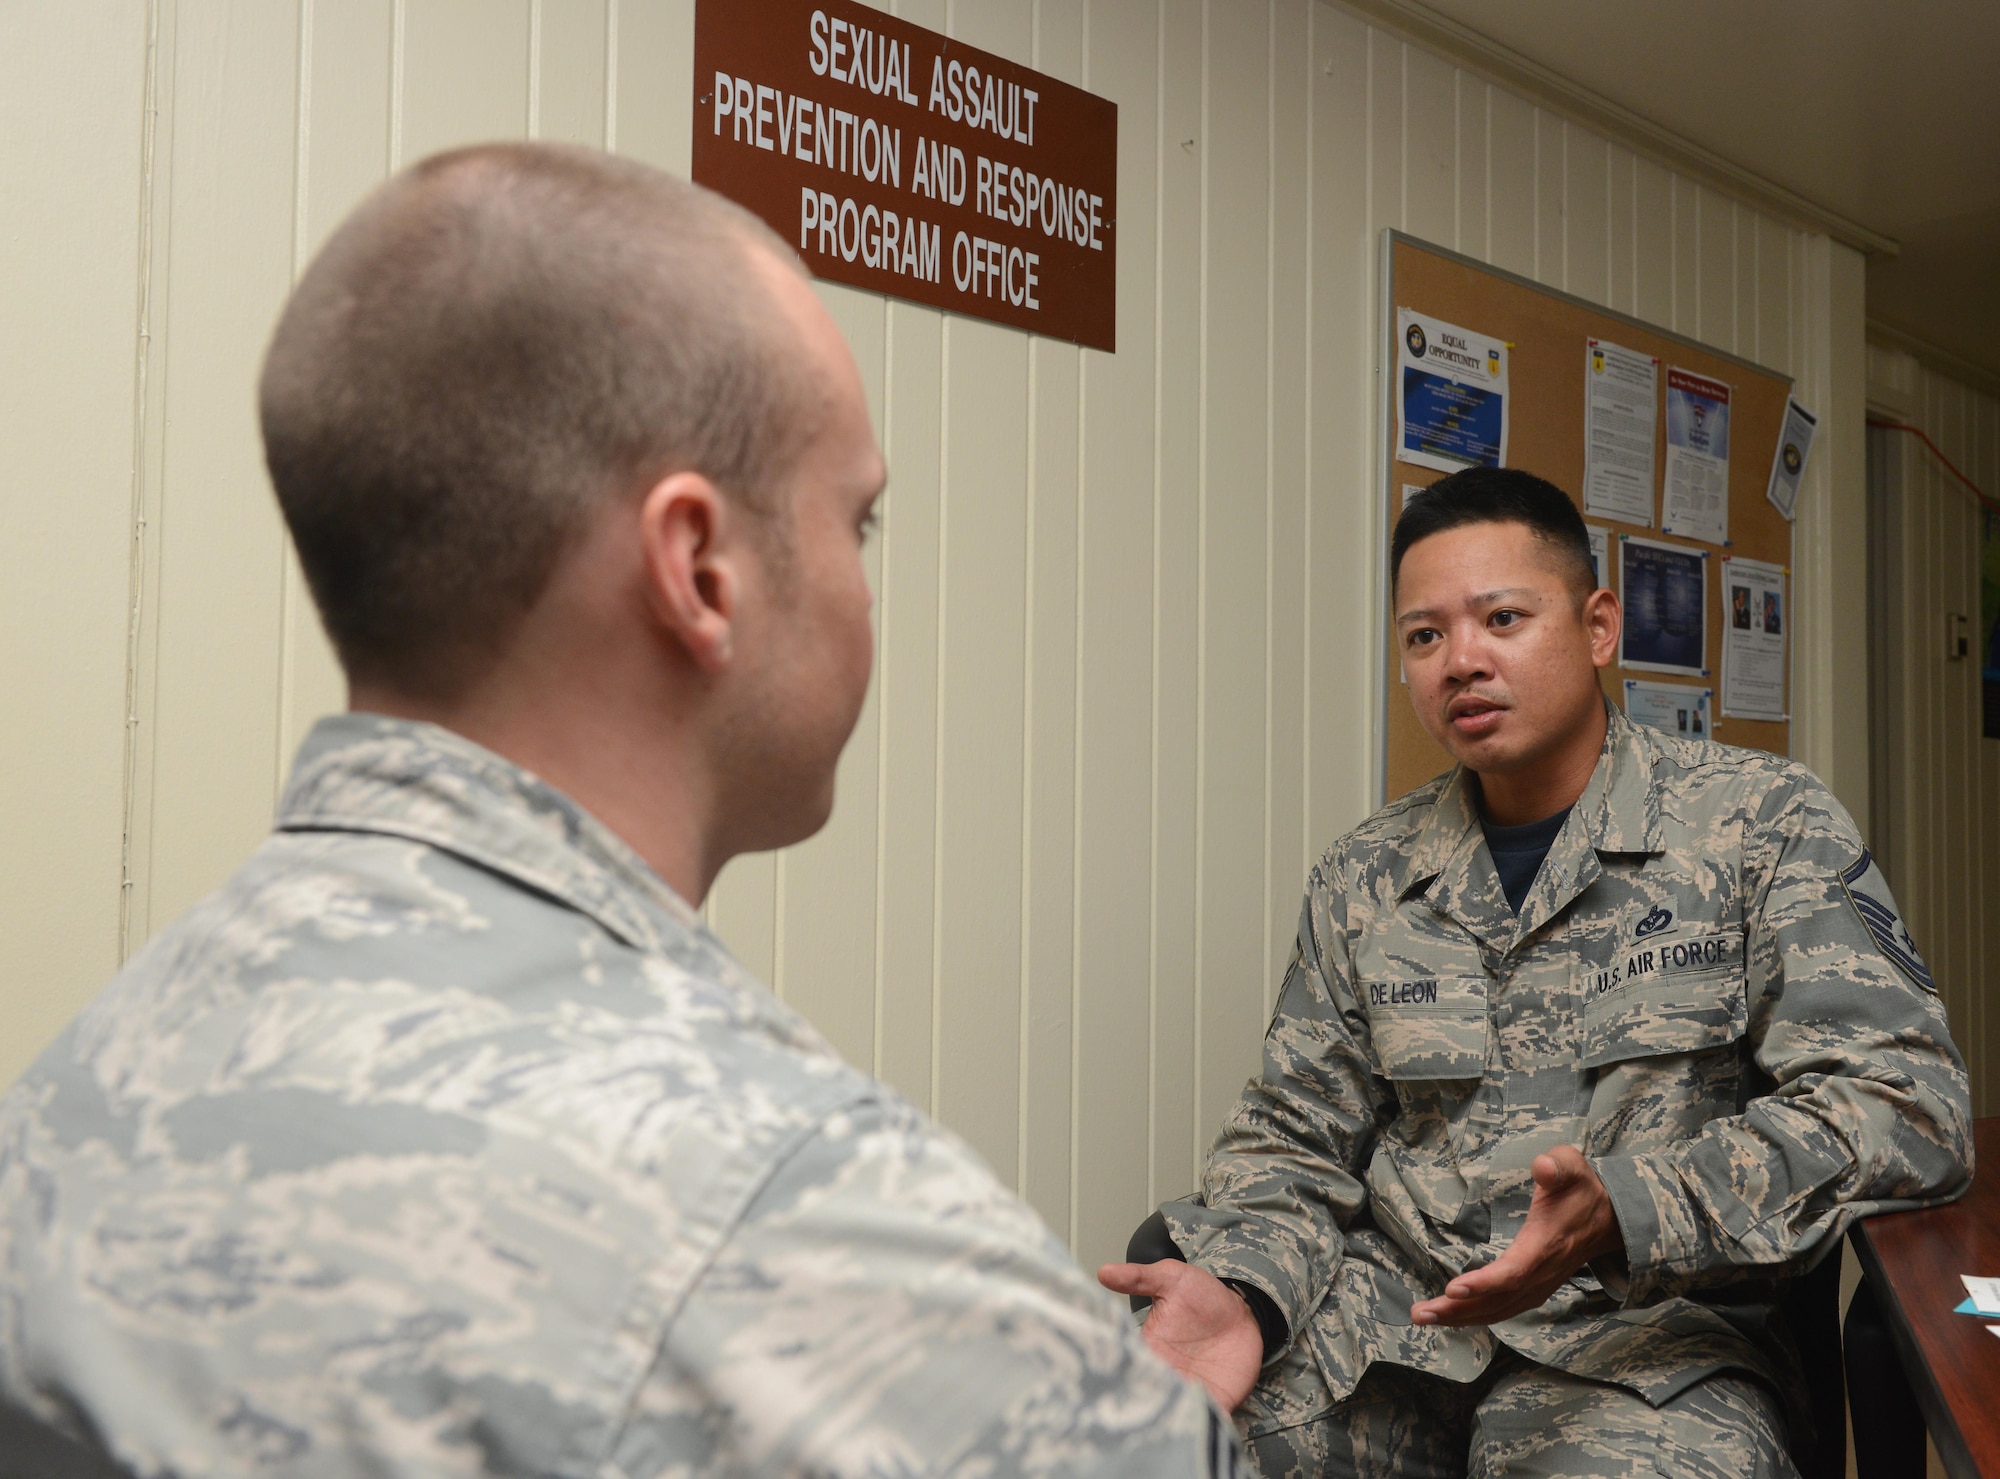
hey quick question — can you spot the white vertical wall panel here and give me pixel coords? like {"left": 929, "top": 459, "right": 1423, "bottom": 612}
{"left": 1484, "top": 88, "right": 1534, "bottom": 281}
{"left": 401, "top": 0, "right": 531, "bottom": 161}
{"left": 1145, "top": 0, "right": 1200, "bottom": 1217}
{"left": 138, "top": 0, "right": 303, "bottom": 938}
{"left": 1194, "top": 0, "right": 1271, "bottom": 1177}
{"left": 0, "top": 2, "right": 150, "bottom": 1089}
{"left": 1265, "top": 0, "right": 1311, "bottom": 1020}
{"left": 1633, "top": 157, "right": 1671, "bottom": 329}
{"left": 535, "top": 0, "right": 611, "bottom": 147}
{"left": 1564, "top": 124, "right": 1607, "bottom": 306}
{"left": 1606, "top": 145, "right": 1635, "bottom": 318}
{"left": 1451, "top": 71, "right": 1485, "bottom": 262}
{"left": 3, "top": 0, "right": 1845, "bottom": 1268}
{"left": 1068, "top": 0, "right": 1159, "bottom": 1258}
{"left": 1867, "top": 346, "right": 2000, "bottom": 1116}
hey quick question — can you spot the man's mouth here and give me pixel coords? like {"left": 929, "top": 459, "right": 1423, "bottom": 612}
{"left": 1446, "top": 696, "right": 1506, "bottom": 736}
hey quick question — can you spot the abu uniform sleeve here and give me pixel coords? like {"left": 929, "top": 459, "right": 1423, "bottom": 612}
{"left": 1590, "top": 769, "right": 1973, "bottom": 1305}
{"left": 1160, "top": 859, "right": 1390, "bottom": 1348}
{"left": 610, "top": 1094, "right": 1242, "bottom": 1479}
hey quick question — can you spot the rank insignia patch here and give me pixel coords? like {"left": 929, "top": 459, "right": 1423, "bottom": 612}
{"left": 1840, "top": 849, "right": 1935, "bottom": 992}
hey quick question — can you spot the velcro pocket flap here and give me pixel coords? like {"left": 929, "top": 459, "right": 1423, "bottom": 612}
{"left": 1365, "top": 977, "right": 1488, "bottom": 1081}
{"left": 1579, "top": 928, "right": 1748, "bottom": 1070}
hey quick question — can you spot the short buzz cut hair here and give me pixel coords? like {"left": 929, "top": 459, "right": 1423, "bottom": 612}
{"left": 1391, "top": 466, "right": 1597, "bottom": 597}
{"left": 260, "top": 142, "right": 815, "bottom": 699}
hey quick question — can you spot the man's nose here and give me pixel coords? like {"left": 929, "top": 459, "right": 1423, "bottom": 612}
{"left": 1442, "top": 627, "right": 1493, "bottom": 682}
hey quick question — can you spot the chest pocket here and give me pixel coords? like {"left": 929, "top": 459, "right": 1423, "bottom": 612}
{"left": 1578, "top": 927, "right": 1748, "bottom": 1070}
{"left": 1364, "top": 977, "right": 1489, "bottom": 1080}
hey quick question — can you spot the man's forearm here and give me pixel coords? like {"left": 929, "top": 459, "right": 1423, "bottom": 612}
{"left": 1589, "top": 1083, "right": 1969, "bottom": 1305}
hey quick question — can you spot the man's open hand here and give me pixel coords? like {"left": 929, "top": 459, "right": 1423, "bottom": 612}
{"left": 1409, "top": 1145, "right": 1622, "bottom": 1328}
{"left": 1097, "top": 1260, "right": 1264, "bottom": 1411}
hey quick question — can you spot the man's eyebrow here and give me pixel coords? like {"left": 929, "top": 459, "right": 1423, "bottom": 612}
{"left": 1395, "top": 588, "right": 1540, "bottom": 625}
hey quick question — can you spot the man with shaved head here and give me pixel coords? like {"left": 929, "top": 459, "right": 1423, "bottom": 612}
{"left": 0, "top": 145, "right": 1239, "bottom": 1478}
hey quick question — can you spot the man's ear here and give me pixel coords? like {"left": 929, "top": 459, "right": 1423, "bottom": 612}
{"left": 1584, "top": 586, "right": 1622, "bottom": 670}
{"left": 638, "top": 471, "right": 739, "bottom": 672}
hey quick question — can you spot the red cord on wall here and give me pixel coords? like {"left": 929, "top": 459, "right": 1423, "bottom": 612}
{"left": 1866, "top": 416, "right": 1999, "bottom": 517}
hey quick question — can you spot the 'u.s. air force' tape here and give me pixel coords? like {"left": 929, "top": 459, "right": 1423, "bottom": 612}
{"left": 1839, "top": 849, "right": 1935, "bottom": 993}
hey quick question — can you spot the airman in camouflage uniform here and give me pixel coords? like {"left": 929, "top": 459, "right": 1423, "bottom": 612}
{"left": 1127, "top": 468, "right": 1973, "bottom": 1477}
{"left": 0, "top": 142, "right": 1241, "bottom": 1477}
{"left": 0, "top": 714, "right": 1238, "bottom": 1476}
{"left": 1161, "top": 687, "right": 1970, "bottom": 1476}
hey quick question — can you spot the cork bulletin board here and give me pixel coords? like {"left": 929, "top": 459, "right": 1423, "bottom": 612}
{"left": 1381, "top": 231, "right": 1796, "bottom": 804}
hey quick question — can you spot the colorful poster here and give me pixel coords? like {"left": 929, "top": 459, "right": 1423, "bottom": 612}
{"left": 1583, "top": 339, "right": 1658, "bottom": 526}
{"left": 1620, "top": 534, "right": 1708, "bottom": 676}
{"left": 1721, "top": 556, "right": 1787, "bottom": 721}
{"left": 1396, "top": 308, "right": 1509, "bottom": 474}
{"left": 1661, "top": 367, "right": 1731, "bottom": 543}
{"left": 1765, "top": 397, "right": 1817, "bottom": 521}
{"left": 1624, "top": 679, "right": 1712, "bottom": 740}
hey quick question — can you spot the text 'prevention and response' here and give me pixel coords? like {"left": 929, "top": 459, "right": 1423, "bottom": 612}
{"left": 693, "top": 0, "right": 1119, "bottom": 351}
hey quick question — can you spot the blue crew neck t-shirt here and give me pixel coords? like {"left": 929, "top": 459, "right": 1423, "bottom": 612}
{"left": 1479, "top": 803, "right": 1573, "bottom": 914}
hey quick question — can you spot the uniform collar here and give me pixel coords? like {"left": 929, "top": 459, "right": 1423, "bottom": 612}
{"left": 1398, "top": 702, "right": 1663, "bottom": 950}
{"left": 275, "top": 713, "right": 702, "bottom": 955}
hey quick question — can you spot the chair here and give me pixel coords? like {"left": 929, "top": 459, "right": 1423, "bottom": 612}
{"left": 1841, "top": 1248, "right": 1927, "bottom": 1479}
{"left": 1780, "top": 1240, "right": 1848, "bottom": 1479}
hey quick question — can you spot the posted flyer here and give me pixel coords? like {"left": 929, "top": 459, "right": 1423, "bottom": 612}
{"left": 1721, "top": 556, "right": 1787, "bottom": 720}
{"left": 1765, "top": 398, "right": 1817, "bottom": 521}
{"left": 1661, "top": 367, "right": 1731, "bottom": 543}
{"left": 1582, "top": 339, "right": 1658, "bottom": 526}
{"left": 1620, "top": 534, "right": 1708, "bottom": 676}
{"left": 1624, "top": 679, "right": 1712, "bottom": 740}
{"left": 1396, "top": 308, "right": 1509, "bottom": 474}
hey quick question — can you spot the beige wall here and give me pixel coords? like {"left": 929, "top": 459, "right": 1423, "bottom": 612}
{"left": 1866, "top": 345, "right": 2000, "bottom": 1115}
{"left": 0, "top": 2, "right": 150, "bottom": 1076}
{"left": 0, "top": 0, "right": 1860, "bottom": 1268}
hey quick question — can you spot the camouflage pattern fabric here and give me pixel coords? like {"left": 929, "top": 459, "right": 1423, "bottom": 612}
{"left": 0, "top": 714, "right": 1238, "bottom": 1478}
{"left": 1164, "top": 703, "right": 1970, "bottom": 1441}
{"left": 1242, "top": 1344, "right": 1791, "bottom": 1479}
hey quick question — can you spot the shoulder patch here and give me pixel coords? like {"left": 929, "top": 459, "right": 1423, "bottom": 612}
{"left": 1839, "top": 849, "right": 1936, "bottom": 993}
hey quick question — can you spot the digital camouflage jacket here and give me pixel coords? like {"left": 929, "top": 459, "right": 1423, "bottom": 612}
{"left": 0, "top": 714, "right": 1238, "bottom": 1479}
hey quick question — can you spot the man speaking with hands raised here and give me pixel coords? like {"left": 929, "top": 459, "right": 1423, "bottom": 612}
{"left": 1102, "top": 468, "right": 1970, "bottom": 1477}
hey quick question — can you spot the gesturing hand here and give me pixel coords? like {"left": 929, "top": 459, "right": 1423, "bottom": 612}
{"left": 1097, "top": 1259, "right": 1264, "bottom": 1412}
{"left": 1409, "top": 1145, "right": 1622, "bottom": 1328}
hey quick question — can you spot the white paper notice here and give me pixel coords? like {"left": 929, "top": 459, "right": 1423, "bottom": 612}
{"left": 1661, "top": 367, "right": 1731, "bottom": 544}
{"left": 1765, "top": 398, "right": 1818, "bottom": 521}
{"left": 1583, "top": 339, "right": 1658, "bottom": 526}
{"left": 1624, "top": 679, "right": 1712, "bottom": 740}
{"left": 1396, "top": 309, "right": 1509, "bottom": 474}
{"left": 1586, "top": 524, "right": 1610, "bottom": 591}
{"left": 1962, "top": 1275, "right": 2000, "bottom": 1316}
{"left": 1721, "top": 557, "right": 1787, "bottom": 721}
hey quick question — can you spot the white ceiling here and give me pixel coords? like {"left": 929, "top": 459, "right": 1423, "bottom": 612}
{"left": 1408, "top": 0, "right": 2000, "bottom": 378}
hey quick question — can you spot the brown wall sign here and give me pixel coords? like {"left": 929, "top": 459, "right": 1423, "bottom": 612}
{"left": 693, "top": 0, "right": 1118, "bottom": 351}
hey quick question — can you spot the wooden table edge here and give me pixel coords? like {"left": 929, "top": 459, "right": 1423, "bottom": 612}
{"left": 1849, "top": 1220, "right": 1982, "bottom": 1479}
